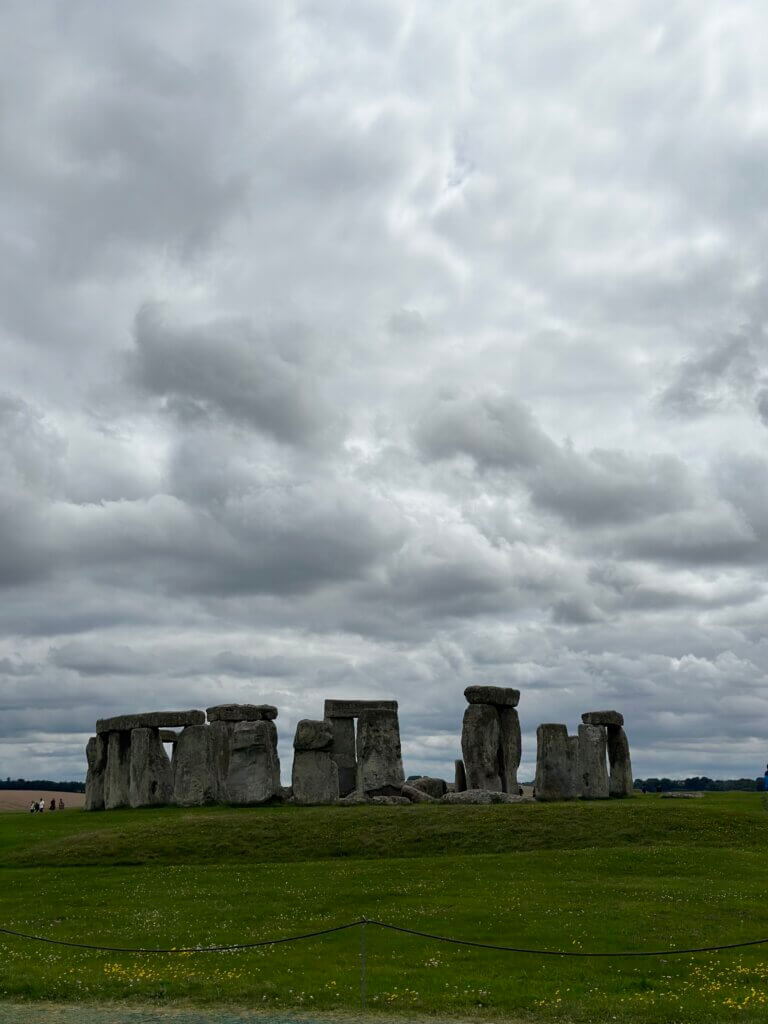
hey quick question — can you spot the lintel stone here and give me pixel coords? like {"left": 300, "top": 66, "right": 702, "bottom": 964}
{"left": 464, "top": 685, "right": 520, "bottom": 708}
{"left": 206, "top": 704, "right": 278, "bottom": 722}
{"left": 581, "top": 710, "right": 624, "bottom": 728}
{"left": 324, "top": 699, "right": 398, "bottom": 719}
{"left": 96, "top": 710, "right": 205, "bottom": 733}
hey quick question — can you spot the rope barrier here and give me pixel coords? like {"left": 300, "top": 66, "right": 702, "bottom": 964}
{"left": 2, "top": 917, "right": 768, "bottom": 958}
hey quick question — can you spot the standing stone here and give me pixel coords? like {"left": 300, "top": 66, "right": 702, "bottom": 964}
{"left": 293, "top": 719, "right": 333, "bottom": 750}
{"left": 209, "top": 720, "right": 235, "bottom": 801}
{"left": 356, "top": 709, "right": 405, "bottom": 796}
{"left": 577, "top": 724, "right": 609, "bottom": 799}
{"left": 534, "top": 724, "right": 578, "bottom": 801}
{"left": 326, "top": 716, "right": 357, "bottom": 796}
{"left": 499, "top": 708, "right": 521, "bottom": 793}
{"left": 104, "top": 731, "right": 132, "bottom": 810}
{"left": 84, "top": 735, "right": 107, "bottom": 811}
{"left": 461, "top": 703, "right": 501, "bottom": 791}
{"left": 173, "top": 725, "right": 217, "bottom": 806}
{"left": 292, "top": 751, "right": 339, "bottom": 804}
{"left": 454, "top": 759, "right": 467, "bottom": 793}
{"left": 607, "top": 725, "right": 634, "bottom": 797}
{"left": 225, "top": 720, "right": 281, "bottom": 804}
{"left": 129, "top": 728, "right": 173, "bottom": 808}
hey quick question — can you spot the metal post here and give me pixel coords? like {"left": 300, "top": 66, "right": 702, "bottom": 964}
{"left": 360, "top": 916, "right": 367, "bottom": 1010}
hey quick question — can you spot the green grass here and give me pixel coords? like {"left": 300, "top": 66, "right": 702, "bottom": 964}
{"left": 1, "top": 794, "right": 767, "bottom": 1021}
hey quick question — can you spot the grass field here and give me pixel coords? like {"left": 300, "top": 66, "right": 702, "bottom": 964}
{"left": 1, "top": 793, "right": 767, "bottom": 1022}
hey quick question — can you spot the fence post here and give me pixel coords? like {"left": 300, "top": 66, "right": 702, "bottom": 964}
{"left": 360, "top": 916, "right": 367, "bottom": 1010}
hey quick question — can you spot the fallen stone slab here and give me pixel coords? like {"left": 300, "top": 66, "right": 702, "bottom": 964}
{"left": 464, "top": 685, "right": 520, "bottom": 707}
{"left": 97, "top": 710, "right": 205, "bottom": 733}
{"left": 581, "top": 710, "right": 624, "bottom": 728}
{"left": 401, "top": 783, "right": 437, "bottom": 803}
{"left": 371, "top": 795, "right": 410, "bottom": 805}
{"left": 206, "top": 704, "right": 278, "bottom": 722}
{"left": 441, "top": 789, "right": 494, "bottom": 804}
{"left": 337, "top": 792, "right": 371, "bottom": 805}
{"left": 324, "top": 699, "right": 398, "bottom": 718}
{"left": 293, "top": 718, "right": 334, "bottom": 751}
{"left": 409, "top": 776, "right": 447, "bottom": 799}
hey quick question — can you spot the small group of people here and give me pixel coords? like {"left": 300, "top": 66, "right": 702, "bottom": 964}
{"left": 29, "top": 797, "right": 65, "bottom": 813}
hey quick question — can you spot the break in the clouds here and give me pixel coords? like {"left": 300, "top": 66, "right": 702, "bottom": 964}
{"left": 2, "top": 0, "right": 768, "bottom": 783}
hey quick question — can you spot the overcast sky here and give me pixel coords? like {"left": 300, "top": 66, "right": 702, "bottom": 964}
{"left": 3, "top": 1, "right": 768, "bottom": 784}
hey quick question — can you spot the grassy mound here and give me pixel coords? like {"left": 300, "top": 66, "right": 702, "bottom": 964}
{"left": 0, "top": 794, "right": 766, "bottom": 1021}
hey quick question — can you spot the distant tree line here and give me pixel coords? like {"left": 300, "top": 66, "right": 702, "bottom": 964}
{"left": 634, "top": 776, "right": 762, "bottom": 792}
{"left": 0, "top": 778, "right": 85, "bottom": 793}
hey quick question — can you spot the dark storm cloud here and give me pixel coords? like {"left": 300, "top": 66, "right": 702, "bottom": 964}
{"left": 3, "top": 1, "right": 768, "bottom": 782}
{"left": 131, "top": 306, "right": 345, "bottom": 448}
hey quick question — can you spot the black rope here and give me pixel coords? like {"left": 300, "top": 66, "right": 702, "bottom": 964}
{"left": 0, "top": 921, "right": 358, "bottom": 954}
{"left": 2, "top": 917, "right": 768, "bottom": 958}
{"left": 365, "top": 919, "right": 768, "bottom": 958}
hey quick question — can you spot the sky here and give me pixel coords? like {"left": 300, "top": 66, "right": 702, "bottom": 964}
{"left": 2, "top": 0, "right": 768, "bottom": 784}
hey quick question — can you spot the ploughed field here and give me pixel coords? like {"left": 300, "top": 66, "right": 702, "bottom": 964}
{"left": 1, "top": 794, "right": 767, "bottom": 1023}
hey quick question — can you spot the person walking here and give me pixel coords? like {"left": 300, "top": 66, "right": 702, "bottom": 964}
{"left": 49, "top": 798, "right": 56, "bottom": 811}
{"left": 29, "top": 800, "right": 36, "bottom": 813}
{"left": 58, "top": 798, "right": 65, "bottom": 810}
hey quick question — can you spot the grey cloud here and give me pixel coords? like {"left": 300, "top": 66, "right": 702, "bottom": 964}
{"left": 656, "top": 335, "right": 761, "bottom": 418}
{"left": 131, "top": 306, "right": 344, "bottom": 449}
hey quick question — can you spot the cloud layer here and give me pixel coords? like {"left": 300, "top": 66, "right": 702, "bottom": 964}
{"left": 2, "top": 1, "right": 768, "bottom": 783}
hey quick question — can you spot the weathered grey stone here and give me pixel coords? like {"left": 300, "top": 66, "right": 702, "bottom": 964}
{"left": 409, "top": 776, "right": 447, "bottom": 799}
{"left": 159, "top": 730, "right": 179, "bottom": 743}
{"left": 402, "top": 783, "right": 436, "bottom": 803}
{"left": 356, "top": 709, "right": 405, "bottom": 795}
{"left": 206, "top": 704, "right": 278, "bottom": 722}
{"left": 324, "top": 699, "right": 398, "bottom": 718}
{"left": 104, "top": 731, "right": 132, "bottom": 809}
{"left": 337, "top": 792, "right": 371, "bottom": 805}
{"left": 225, "top": 720, "right": 281, "bottom": 804}
{"left": 461, "top": 703, "right": 502, "bottom": 791}
{"left": 280, "top": 785, "right": 294, "bottom": 801}
{"left": 441, "top": 789, "right": 494, "bottom": 804}
{"left": 209, "top": 720, "right": 234, "bottom": 801}
{"left": 577, "top": 724, "right": 609, "bottom": 800}
{"left": 534, "top": 724, "right": 578, "bottom": 801}
{"left": 97, "top": 710, "right": 205, "bottom": 733}
{"left": 499, "top": 708, "right": 521, "bottom": 794}
{"left": 129, "top": 728, "right": 174, "bottom": 808}
{"left": 371, "top": 795, "right": 410, "bottom": 805}
{"left": 327, "top": 716, "right": 356, "bottom": 797}
{"left": 495, "top": 793, "right": 535, "bottom": 804}
{"left": 581, "top": 710, "right": 624, "bottom": 728}
{"left": 293, "top": 719, "right": 333, "bottom": 751}
{"left": 464, "top": 685, "right": 520, "bottom": 708}
{"left": 173, "top": 725, "right": 217, "bottom": 806}
{"left": 454, "top": 759, "right": 467, "bottom": 792}
{"left": 292, "top": 749, "right": 339, "bottom": 804}
{"left": 607, "top": 725, "right": 634, "bottom": 798}
{"left": 84, "top": 735, "right": 107, "bottom": 811}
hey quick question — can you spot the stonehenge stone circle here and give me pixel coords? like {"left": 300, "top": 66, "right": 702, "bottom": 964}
{"left": 84, "top": 735, "right": 107, "bottom": 811}
{"left": 86, "top": 693, "right": 635, "bottom": 809}
{"left": 534, "top": 724, "right": 578, "bottom": 801}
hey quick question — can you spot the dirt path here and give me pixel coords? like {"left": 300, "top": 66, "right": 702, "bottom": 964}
{"left": 0, "top": 790, "right": 84, "bottom": 812}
